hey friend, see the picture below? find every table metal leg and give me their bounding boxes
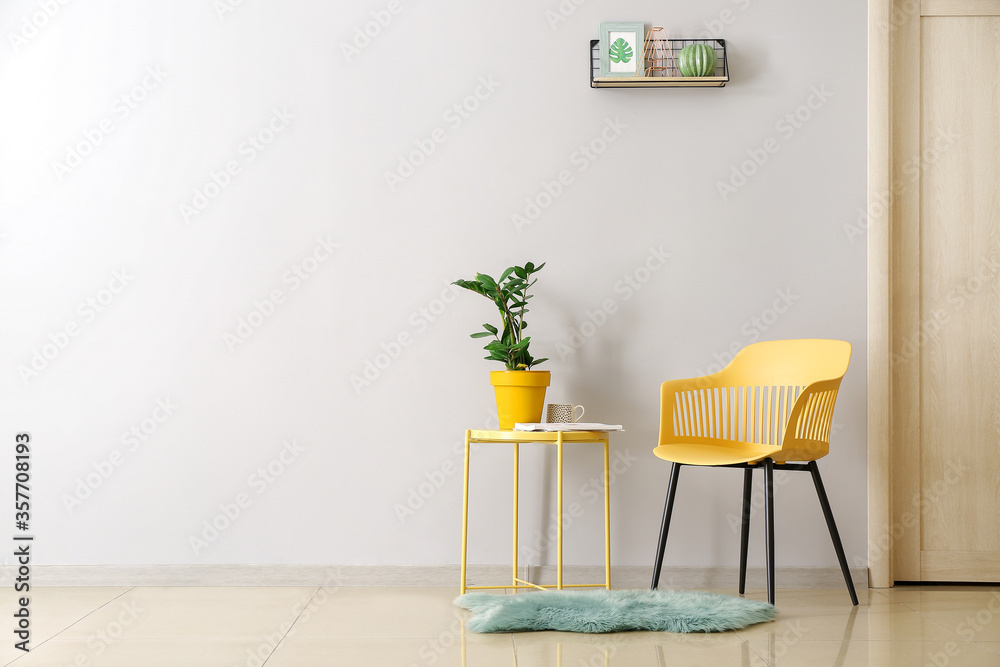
[462,430,611,594]
[604,435,611,590]
[460,430,471,595]
[512,442,519,590]
[557,431,564,590]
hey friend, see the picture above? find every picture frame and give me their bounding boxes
[599,22,645,78]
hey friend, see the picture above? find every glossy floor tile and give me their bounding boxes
[0,587,129,666]
[264,637,516,667]
[56,586,318,640]
[289,586,472,639]
[6,638,266,667]
[4,585,1000,666]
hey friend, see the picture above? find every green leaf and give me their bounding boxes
[609,38,633,64]
[533,357,549,366]
[513,266,527,279]
[470,332,493,338]
[499,267,514,283]
[531,262,545,273]
[482,323,498,334]
[476,273,497,290]
[453,279,491,298]
[525,262,535,273]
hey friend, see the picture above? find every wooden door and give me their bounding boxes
[890,1,1000,582]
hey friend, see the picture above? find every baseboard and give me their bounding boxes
[0,564,868,589]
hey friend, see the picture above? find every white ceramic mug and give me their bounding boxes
[546,403,585,424]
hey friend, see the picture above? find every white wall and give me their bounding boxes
[0,0,867,572]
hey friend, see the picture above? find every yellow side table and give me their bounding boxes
[459,428,612,594]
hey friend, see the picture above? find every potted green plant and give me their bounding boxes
[453,262,550,429]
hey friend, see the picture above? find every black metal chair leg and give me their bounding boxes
[739,467,753,594]
[763,459,775,605]
[808,461,860,606]
[651,463,682,590]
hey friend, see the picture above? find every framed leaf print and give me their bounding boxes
[599,22,645,77]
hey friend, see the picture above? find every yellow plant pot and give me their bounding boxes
[490,370,551,430]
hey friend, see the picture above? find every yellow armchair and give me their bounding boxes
[650,339,857,605]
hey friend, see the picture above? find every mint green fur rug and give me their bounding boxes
[455,589,775,634]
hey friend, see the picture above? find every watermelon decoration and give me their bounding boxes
[678,44,718,77]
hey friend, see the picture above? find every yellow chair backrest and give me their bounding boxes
[658,339,851,463]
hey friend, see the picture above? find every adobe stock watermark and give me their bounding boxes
[556,245,669,360]
[692,287,799,377]
[406,607,625,666]
[189,439,306,555]
[717,85,834,202]
[234,570,345,667]
[877,0,921,36]
[695,0,752,39]
[955,592,1000,641]
[519,449,638,565]
[393,411,498,523]
[51,66,167,182]
[17,268,134,385]
[179,108,294,224]
[860,459,968,570]
[546,0,751,34]
[912,595,1000,667]
[892,254,1000,366]
[512,117,628,233]
[351,283,462,395]
[384,76,500,192]
[61,398,179,513]
[759,619,809,663]
[405,619,467,667]
[724,469,792,535]
[213,0,248,20]
[543,0,588,30]
[7,0,71,53]
[340,0,413,63]
[843,125,960,243]
[71,599,144,666]
[223,235,338,352]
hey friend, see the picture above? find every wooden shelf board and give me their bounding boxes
[592,76,728,88]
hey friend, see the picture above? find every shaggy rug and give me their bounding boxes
[455,589,775,634]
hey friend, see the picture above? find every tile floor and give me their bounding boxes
[3,585,1000,666]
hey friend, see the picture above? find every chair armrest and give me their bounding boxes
[777,377,845,461]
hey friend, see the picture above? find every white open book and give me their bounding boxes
[513,422,624,432]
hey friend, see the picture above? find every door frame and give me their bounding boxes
[867,0,894,589]
[868,0,1000,588]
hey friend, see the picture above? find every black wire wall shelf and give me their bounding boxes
[590,38,729,88]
